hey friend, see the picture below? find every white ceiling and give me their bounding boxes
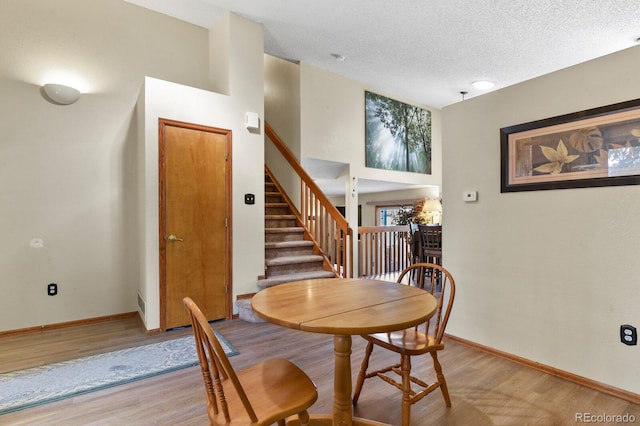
[125,0,640,195]
[126,0,640,108]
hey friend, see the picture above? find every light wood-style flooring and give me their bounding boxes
[1,316,638,425]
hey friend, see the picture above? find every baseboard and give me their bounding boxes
[0,312,138,337]
[445,333,640,405]
[236,292,257,300]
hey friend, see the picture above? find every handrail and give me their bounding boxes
[265,123,353,277]
[358,225,412,277]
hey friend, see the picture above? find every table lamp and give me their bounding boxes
[422,199,442,224]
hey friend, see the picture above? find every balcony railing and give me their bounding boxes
[358,225,412,277]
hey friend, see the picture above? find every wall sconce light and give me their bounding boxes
[42,83,81,105]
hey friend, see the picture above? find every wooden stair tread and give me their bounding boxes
[266,255,323,266]
[251,167,337,303]
[265,227,304,233]
[240,167,341,323]
[265,240,314,249]
[257,271,337,289]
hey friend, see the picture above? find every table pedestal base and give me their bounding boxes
[286,414,390,426]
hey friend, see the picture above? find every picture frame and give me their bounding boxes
[500,98,640,192]
[365,91,432,174]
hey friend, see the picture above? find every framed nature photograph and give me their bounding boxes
[500,98,640,192]
[365,91,432,174]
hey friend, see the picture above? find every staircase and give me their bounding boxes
[237,171,336,323]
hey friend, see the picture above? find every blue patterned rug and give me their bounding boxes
[0,332,238,415]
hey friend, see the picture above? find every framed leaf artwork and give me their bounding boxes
[500,98,640,192]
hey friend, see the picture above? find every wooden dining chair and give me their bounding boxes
[417,224,442,265]
[352,263,456,426]
[183,297,318,426]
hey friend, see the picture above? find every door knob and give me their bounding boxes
[167,234,184,242]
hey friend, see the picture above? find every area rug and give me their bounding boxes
[0,332,238,415]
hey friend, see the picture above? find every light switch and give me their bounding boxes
[463,191,477,202]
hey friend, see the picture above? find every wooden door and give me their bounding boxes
[159,119,231,330]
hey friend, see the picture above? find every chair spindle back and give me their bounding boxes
[396,262,455,344]
[183,297,258,423]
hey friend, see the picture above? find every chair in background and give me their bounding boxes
[352,263,456,426]
[183,297,318,426]
[418,224,442,265]
[408,223,421,265]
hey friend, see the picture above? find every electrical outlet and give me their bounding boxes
[620,324,637,345]
[47,283,58,296]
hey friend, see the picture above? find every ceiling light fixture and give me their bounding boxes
[472,80,495,90]
[42,83,81,105]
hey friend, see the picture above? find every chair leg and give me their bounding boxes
[353,341,374,406]
[297,410,311,426]
[400,354,412,426]
[277,420,286,426]
[431,352,451,407]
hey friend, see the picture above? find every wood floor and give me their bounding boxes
[1,316,639,425]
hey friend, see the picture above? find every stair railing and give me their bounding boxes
[265,123,353,278]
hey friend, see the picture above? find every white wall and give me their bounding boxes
[298,63,442,266]
[442,45,640,394]
[300,63,442,189]
[264,59,443,206]
[139,14,265,330]
[265,55,301,159]
[264,55,302,207]
[0,0,210,332]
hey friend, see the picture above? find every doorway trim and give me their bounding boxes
[157,118,233,330]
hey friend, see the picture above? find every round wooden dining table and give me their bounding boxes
[251,277,438,426]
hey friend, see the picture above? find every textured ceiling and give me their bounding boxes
[125,0,640,195]
[127,0,640,108]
